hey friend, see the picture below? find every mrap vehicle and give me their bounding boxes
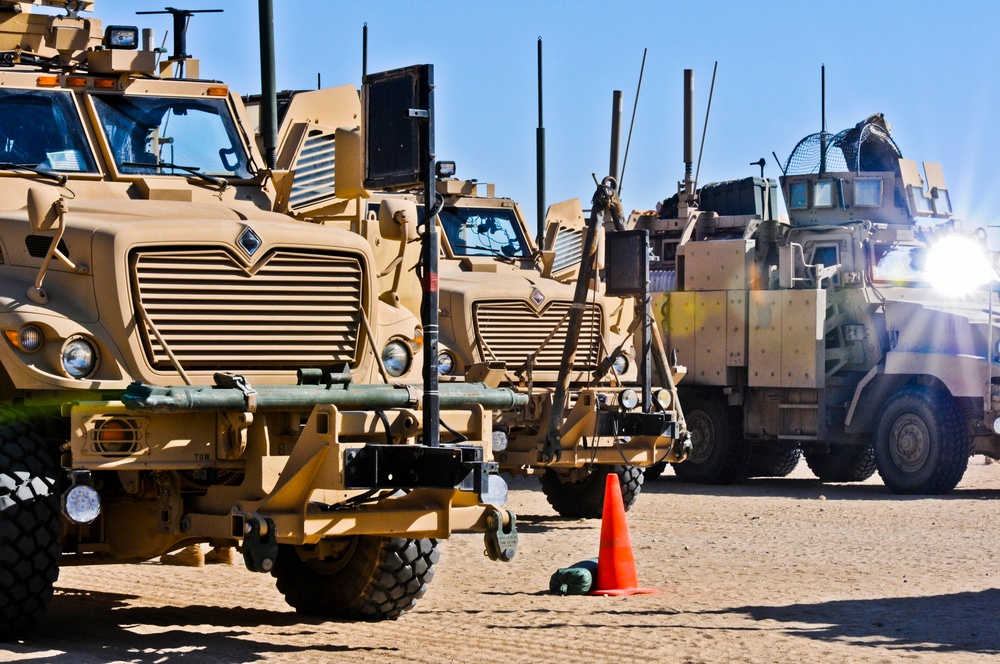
[633,84,998,494]
[0,0,522,640]
[244,82,690,519]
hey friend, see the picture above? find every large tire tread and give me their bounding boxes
[671,393,751,485]
[0,405,61,642]
[805,444,877,483]
[272,536,438,621]
[539,465,643,519]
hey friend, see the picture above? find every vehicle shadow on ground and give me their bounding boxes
[11,587,397,662]
[715,589,1000,656]
[639,476,1000,501]
[514,513,596,534]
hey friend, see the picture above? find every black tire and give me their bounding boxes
[539,465,643,519]
[874,385,971,494]
[0,407,61,641]
[670,393,750,484]
[744,444,802,478]
[272,536,438,620]
[642,461,668,481]
[804,444,877,482]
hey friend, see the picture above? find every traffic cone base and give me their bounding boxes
[589,472,657,596]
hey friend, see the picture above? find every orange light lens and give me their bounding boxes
[94,78,116,89]
[207,86,228,97]
[3,330,18,347]
[99,419,130,442]
[66,77,88,87]
[36,75,59,87]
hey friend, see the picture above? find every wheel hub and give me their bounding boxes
[889,414,930,473]
[687,411,716,465]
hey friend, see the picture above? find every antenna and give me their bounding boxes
[608,90,623,183]
[618,47,646,197]
[535,37,545,248]
[362,23,368,78]
[253,0,277,169]
[692,60,718,194]
[819,64,827,175]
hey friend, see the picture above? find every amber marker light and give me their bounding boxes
[37,75,59,87]
[3,330,19,347]
[207,86,228,96]
[94,79,116,89]
[66,77,88,87]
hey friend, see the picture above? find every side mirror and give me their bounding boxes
[378,198,420,242]
[27,187,64,232]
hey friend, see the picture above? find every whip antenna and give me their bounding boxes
[692,60,718,194]
[618,47,646,196]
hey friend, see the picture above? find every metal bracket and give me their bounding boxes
[240,513,278,573]
[484,509,518,562]
[214,372,258,412]
[221,411,252,459]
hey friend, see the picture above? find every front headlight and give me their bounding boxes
[437,349,456,376]
[381,340,412,377]
[619,388,640,410]
[61,336,97,379]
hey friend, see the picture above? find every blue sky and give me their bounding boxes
[76,1,1000,238]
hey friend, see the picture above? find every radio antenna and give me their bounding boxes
[618,47,646,197]
[692,60,718,194]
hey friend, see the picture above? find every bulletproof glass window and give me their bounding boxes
[853,179,882,207]
[873,245,926,284]
[92,94,252,178]
[813,180,833,208]
[788,182,808,209]
[0,89,97,172]
[439,206,529,258]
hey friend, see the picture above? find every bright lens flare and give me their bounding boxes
[926,236,992,295]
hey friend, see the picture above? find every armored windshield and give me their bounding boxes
[439,206,529,258]
[92,95,253,179]
[0,89,97,173]
[873,245,927,284]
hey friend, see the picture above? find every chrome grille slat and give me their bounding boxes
[132,248,363,370]
[474,300,602,371]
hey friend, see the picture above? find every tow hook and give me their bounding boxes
[484,509,518,562]
[240,512,279,573]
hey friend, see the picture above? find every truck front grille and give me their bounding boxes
[474,300,602,372]
[131,248,364,370]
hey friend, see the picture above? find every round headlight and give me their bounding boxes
[18,325,43,353]
[382,340,412,378]
[612,354,629,375]
[654,388,672,410]
[61,337,97,379]
[619,388,640,410]
[62,484,101,524]
[437,349,456,376]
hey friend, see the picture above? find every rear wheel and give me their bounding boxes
[539,465,643,519]
[804,444,876,482]
[745,444,802,478]
[671,393,750,484]
[874,386,971,494]
[0,407,61,641]
[271,536,439,620]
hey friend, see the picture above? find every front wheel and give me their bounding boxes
[539,465,643,519]
[671,393,750,484]
[271,536,439,620]
[874,386,971,494]
[0,407,61,641]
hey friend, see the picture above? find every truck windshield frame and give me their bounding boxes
[0,88,98,174]
[439,206,529,259]
[91,94,254,180]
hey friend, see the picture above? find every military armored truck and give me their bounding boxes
[634,107,1000,494]
[244,85,690,519]
[0,1,522,640]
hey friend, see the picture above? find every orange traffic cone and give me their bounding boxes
[590,472,656,596]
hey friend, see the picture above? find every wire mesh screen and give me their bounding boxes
[783,115,902,176]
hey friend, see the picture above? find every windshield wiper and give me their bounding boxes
[0,162,68,186]
[122,160,229,191]
[451,243,521,259]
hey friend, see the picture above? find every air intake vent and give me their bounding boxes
[131,248,365,371]
[289,128,337,211]
[550,227,583,274]
[475,300,602,372]
[25,235,68,259]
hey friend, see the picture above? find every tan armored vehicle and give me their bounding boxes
[634,97,999,493]
[246,84,690,519]
[0,1,522,640]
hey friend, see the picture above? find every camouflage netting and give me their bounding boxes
[783,113,903,176]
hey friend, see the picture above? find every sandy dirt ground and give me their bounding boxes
[2,459,999,663]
